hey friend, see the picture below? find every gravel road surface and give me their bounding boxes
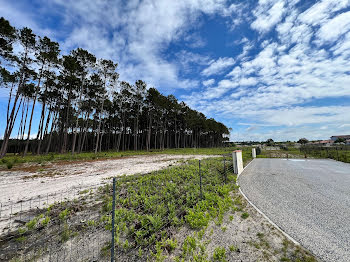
[239,158,350,262]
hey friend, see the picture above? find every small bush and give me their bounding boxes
[241,212,249,219]
[18,227,27,235]
[26,217,38,230]
[185,209,209,229]
[59,208,69,221]
[229,245,237,252]
[163,238,177,252]
[16,236,26,242]
[182,235,197,257]
[41,216,50,227]
[213,247,227,261]
[6,161,13,169]
[61,223,71,242]
[49,153,55,161]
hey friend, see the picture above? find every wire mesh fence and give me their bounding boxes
[300,145,350,163]
[0,155,237,262]
[0,183,103,235]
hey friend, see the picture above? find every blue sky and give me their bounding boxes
[1,0,350,141]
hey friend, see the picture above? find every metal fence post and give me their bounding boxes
[199,160,202,200]
[224,157,226,184]
[111,177,116,262]
[336,147,339,161]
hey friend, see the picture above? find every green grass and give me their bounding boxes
[1,147,243,168]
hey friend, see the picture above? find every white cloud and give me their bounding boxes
[227,66,241,77]
[251,106,350,126]
[203,79,215,87]
[238,78,257,86]
[331,32,350,56]
[201,57,235,76]
[251,0,286,33]
[298,0,350,26]
[317,11,350,43]
[176,50,210,75]
[236,41,254,61]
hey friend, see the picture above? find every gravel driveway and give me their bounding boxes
[238,158,350,262]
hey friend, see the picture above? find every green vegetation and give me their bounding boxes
[229,245,237,252]
[256,145,350,163]
[257,148,305,159]
[0,147,243,168]
[79,189,90,195]
[182,235,197,258]
[241,212,249,219]
[6,161,13,169]
[58,208,69,221]
[97,156,243,255]
[60,223,72,242]
[26,217,39,230]
[15,236,26,242]
[41,216,51,227]
[162,238,178,252]
[212,247,227,261]
[300,146,350,163]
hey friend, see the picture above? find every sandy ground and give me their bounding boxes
[0,154,214,233]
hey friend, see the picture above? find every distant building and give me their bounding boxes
[330,135,350,141]
[314,140,334,147]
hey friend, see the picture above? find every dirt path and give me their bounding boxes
[0,154,214,233]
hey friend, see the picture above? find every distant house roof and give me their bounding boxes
[330,135,350,141]
[318,140,333,144]
[331,135,350,138]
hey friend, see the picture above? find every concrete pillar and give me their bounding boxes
[252,148,256,158]
[232,150,244,175]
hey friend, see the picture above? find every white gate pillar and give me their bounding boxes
[232,150,243,175]
[252,148,256,158]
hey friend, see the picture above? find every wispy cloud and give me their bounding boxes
[201,57,235,76]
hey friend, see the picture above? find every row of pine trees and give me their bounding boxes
[0,17,229,158]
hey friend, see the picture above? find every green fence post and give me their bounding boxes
[199,160,202,200]
[111,177,116,262]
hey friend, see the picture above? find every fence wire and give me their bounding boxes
[0,155,238,262]
[300,145,350,163]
